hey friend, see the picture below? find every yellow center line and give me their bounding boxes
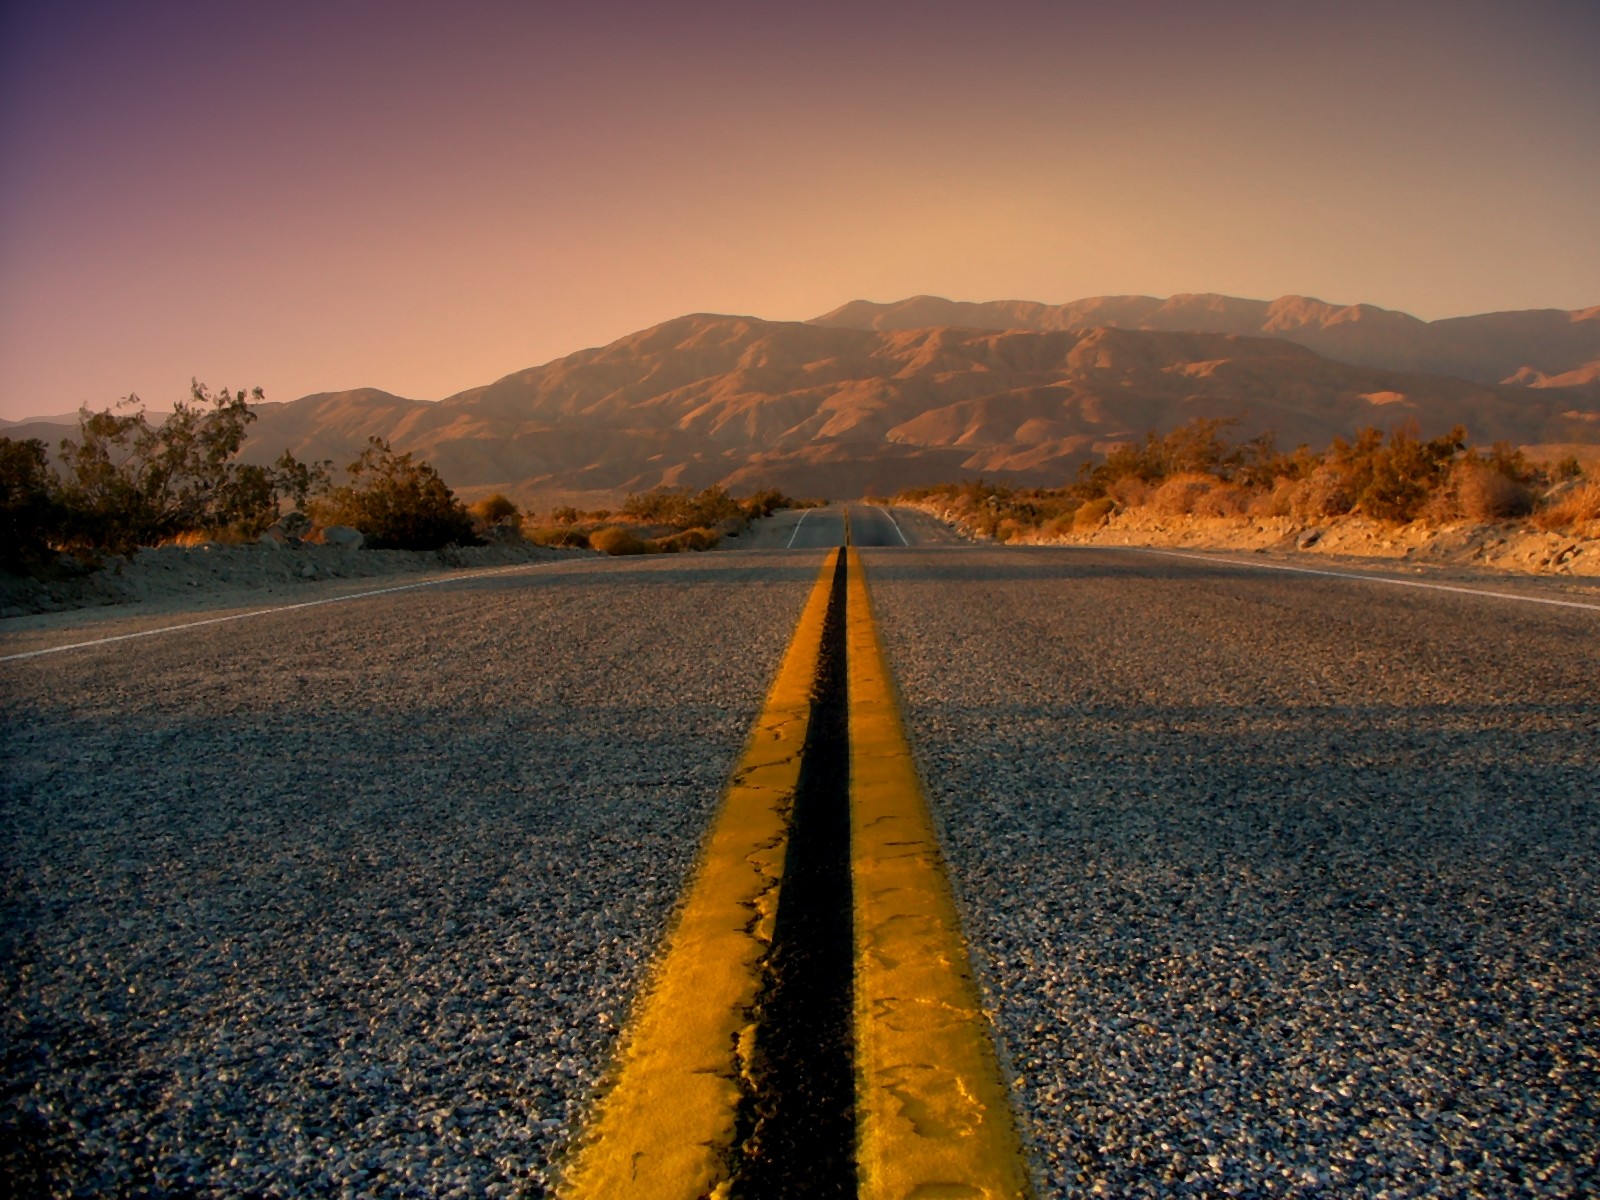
[558,549,841,1200]
[846,546,1033,1199]
[559,542,1032,1196]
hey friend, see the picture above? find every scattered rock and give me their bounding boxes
[317,525,365,549]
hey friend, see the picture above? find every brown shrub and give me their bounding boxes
[1150,472,1220,516]
[1532,482,1600,531]
[1289,466,1355,520]
[589,526,652,555]
[995,518,1029,543]
[1455,466,1534,522]
[1041,512,1078,539]
[526,526,590,549]
[652,527,721,552]
[1104,475,1150,508]
[1192,482,1249,518]
[1249,478,1297,518]
[1073,497,1115,529]
[469,493,521,528]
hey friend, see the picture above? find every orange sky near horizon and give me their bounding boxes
[1,0,1597,422]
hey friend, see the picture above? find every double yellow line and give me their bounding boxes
[559,547,1031,1199]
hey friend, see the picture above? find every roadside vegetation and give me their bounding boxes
[1,385,327,569]
[898,418,1598,543]
[2,387,821,571]
[525,485,822,555]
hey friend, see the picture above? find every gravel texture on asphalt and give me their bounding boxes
[1,553,818,1198]
[864,546,1600,1199]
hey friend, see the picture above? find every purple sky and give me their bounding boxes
[2,0,1597,420]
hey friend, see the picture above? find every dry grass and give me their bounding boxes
[1532,481,1600,531]
[1073,497,1115,529]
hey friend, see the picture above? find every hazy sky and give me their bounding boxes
[2,0,1597,420]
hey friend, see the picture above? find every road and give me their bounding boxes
[762,503,950,549]
[3,529,1598,1198]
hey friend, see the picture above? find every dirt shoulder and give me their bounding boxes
[0,538,587,628]
[905,502,1600,590]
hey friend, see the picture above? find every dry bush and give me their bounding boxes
[1250,477,1297,517]
[1532,481,1600,531]
[469,493,521,528]
[652,527,721,552]
[526,526,590,549]
[589,526,652,555]
[1073,497,1115,529]
[1289,466,1355,520]
[1192,481,1250,518]
[1455,466,1534,522]
[1104,475,1150,509]
[1150,472,1219,516]
[1041,511,1078,539]
[995,518,1030,543]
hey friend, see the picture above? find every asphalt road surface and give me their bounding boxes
[3,536,1597,1198]
[760,503,936,550]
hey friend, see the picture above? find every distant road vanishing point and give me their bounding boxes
[3,505,1597,1198]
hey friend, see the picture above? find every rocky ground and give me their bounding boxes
[0,537,584,621]
[906,503,1600,581]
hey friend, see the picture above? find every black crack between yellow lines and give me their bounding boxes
[558,545,1031,1200]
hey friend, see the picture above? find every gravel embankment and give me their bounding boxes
[1,553,818,1198]
[865,545,1600,1198]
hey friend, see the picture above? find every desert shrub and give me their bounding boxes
[1104,475,1150,508]
[995,518,1029,543]
[739,488,818,520]
[469,493,521,528]
[1454,465,1535,521]
[1250,477,1298,517]
[623,485,744,530]
[1041,512,1078,539]
[1532,482,1600,531]
[526,526,591,549]
[309,437,475,550]
[1150,472,1218,516]
[589,526,652,555]
[1073,497,1116,529]
[652,527,721,552]
[1290,466,1355,520]
[1550,455,1584,483]
[1327,423,1465,522]
[1,437,66,568]
[1192,481,1250,517]
[49,384,319,554]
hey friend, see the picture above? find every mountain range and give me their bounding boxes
[8,294,1599,504]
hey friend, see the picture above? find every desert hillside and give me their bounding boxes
[14,303,1600,504]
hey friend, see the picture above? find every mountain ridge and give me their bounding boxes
[12,296,1600,504]
[810,293,1600,385]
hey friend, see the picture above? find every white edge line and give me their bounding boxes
[1085,545,1600,613]
[1,561,549,663]
[785,508,812,549]
[875,505,909,546]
